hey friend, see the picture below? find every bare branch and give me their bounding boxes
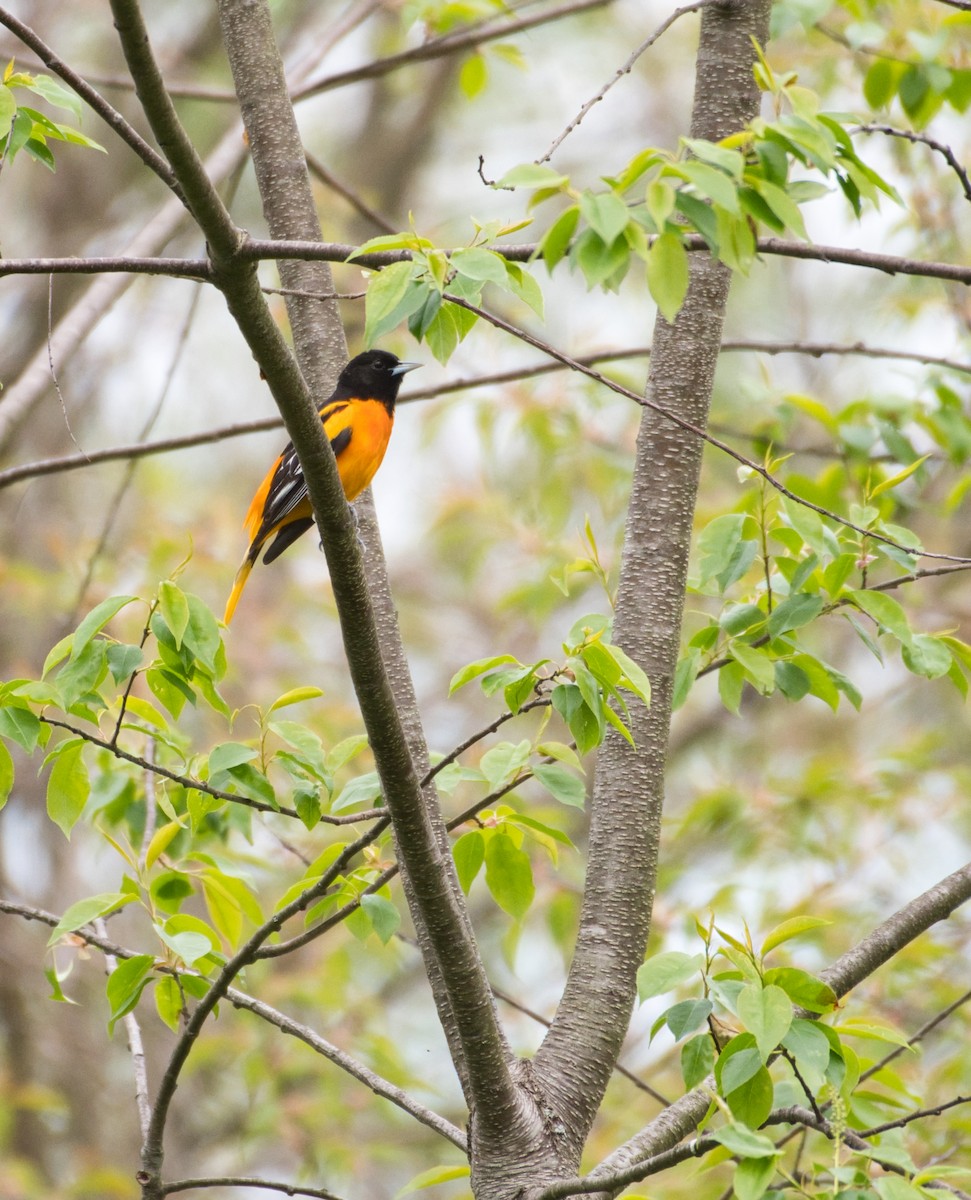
[0,256,210,279]
[855,122,971,204]
[292,0,613,101]
[225,987,467,1149]
[444,292,971,566]
[2,336,968,493]
[861,988,971,1081]
[857,1094,971,1137]
[94,917,152,1143]
[820,860,971,998]
[538,0,715,163]
[161,1180,347,1200]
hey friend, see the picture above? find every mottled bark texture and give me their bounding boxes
[531,0,772,1163]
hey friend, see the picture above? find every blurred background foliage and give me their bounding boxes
[1,0,970,1196]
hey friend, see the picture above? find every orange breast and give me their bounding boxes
[331,399,395,501]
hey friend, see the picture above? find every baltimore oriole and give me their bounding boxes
[224,349,419,624]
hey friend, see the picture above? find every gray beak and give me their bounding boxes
[392,361,421,376]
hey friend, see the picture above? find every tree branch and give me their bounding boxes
[210,0,521,1147]
[292,0,613,101]
[538,0,715,163]
[585,862,971,1189]
[161,1180,347,1200]
[820,860,971,998]
[531,0,772,1149]
[225,987,467,1149]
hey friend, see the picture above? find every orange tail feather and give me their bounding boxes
[223,558,254,625]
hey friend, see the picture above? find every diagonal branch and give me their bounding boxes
[225,987,467,1149]
[585,861,971,1190]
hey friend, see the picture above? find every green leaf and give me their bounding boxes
[602,642,651,705]
[579,191,630,245]
[762,966,836,1013]
[106,643,143,684]
[551,682,603,755]
[637,951,703,1000]
[332,771,382,812]
[145,820,182,870]
[106,955,154,1034]
[155,975,183,1032]
[730,642,775,694]
[70,595,137,660]
[0,704,43,753]
[451,246,508,285]
[484,832,534,920]
[901,633,952,679]
[449,654,520,694]
[459,51,487,98]
[766,593,824,637]
[0,739,12,811]
[479,740,531,789]
[495,162,568,191]
[532,762,586,808]
[666,997,713,1040]
[726,1063,773,1128]
[503,260,545,318]
[834,1018,913,1048]
[395,1164,471,1198]
[733,1153,778,1200]
[781,1018,832,1088]
[712,1123,779,1159]
[47,891,136,946]
[849,589,912,643]
[760,915,830,955]
[0,83,16,139]
[154,924,213,968]
[719,660,746,714]
[361,893,401,944]
[869,453,930,498]
[208,742,258,775]
[47,739,90,838]
[716,1033,763,1095]
[158,581,190,649]
[536,205,580,271]
[873,1179,927,1200]
[363,260,418,344]
[268,686,324,713]
[453,830,485,893]
[736,984,793,1061]
[681,1032,715,1089]
[646,231,689,322]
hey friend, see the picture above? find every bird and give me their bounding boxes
[223,349,420,624]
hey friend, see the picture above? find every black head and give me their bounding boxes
[335,349,420,411]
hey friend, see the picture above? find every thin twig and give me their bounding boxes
[225,988,467,1148]
[161,1180,347,1199]
[444,291,971,566]
[538,0,714,162]
[2,337,969,493]
[861,988,971,1082]
[292,0,613,100]
[41,714,378,825]
[47,275,89,460]
[305,151,398,234]
[857,1094,971,1137]
[94,916,153,1143]
[855,123,971,204]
